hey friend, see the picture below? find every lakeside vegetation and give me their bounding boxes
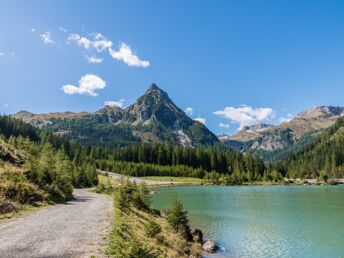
[105,179,202,258]
[144,176,203,184]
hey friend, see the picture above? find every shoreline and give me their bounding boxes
[150,178,344,256]
[146,178,344,190]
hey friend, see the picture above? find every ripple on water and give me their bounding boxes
[152,185,344,258]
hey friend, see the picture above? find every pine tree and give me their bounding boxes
[166,196,192,241]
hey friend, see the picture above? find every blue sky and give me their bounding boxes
[1,1,344,134]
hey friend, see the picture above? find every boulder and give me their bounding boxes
[202,240,217,253]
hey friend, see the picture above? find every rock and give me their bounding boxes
[192,229,203,244]
[202,240,217,253]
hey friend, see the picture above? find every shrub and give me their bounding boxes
[127,240,158,258]
[166,196,192,241]
[0,198,16,214]
[190,243,203,258]
[144,218,162,238]
[132,183,150,211]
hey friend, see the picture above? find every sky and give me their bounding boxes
[1,0,344,135]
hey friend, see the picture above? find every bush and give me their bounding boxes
[190,243,203,258]
[0,198,16,214]
[166,196,192,241]
[0,170,46,204]
[127,240,158,258]
[132,183,150,211]
[144,218,162,238]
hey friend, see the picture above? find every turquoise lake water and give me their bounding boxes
[151,185,344,258]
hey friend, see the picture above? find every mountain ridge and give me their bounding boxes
[13,84,219,148]
[220,105,344,161]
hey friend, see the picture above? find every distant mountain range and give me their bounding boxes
[13,85,344,161]
[219,106,344,161]
[14,84,219,148]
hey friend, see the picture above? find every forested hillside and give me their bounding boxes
[275,117,344,179]
[0,116,98,214]
[86,143,271,183]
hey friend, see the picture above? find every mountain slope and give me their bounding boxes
[13,84,219,148]
[220,106,344,161]
[275,116,344,179]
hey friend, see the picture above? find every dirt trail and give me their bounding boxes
[0,188,113,258]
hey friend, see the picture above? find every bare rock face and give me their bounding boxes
[202,240,217,253]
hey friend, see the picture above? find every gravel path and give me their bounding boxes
[0,188,113,258]
[103,171,186,185]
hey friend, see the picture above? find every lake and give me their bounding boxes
[151,185,344,258]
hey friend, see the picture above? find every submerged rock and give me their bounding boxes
[202,240,217,253]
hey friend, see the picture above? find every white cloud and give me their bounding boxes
[184,107,193,116]
[214,105,275,129]
[61,74,106,97]
[31,28,36,33]
[59,26,67,33]
[279,113,293,123]
[109,42,150,68]
[66,31,149,68]
[104,99,125,108]
[85,55,103,63]
[68,33,112,52]
[219,123,230,129]
[40,31,54,44]
[68,33,91,49]
[0,52,4,57]
[194,117,207,125]
[4,104,8,108]
[91,33,113,52]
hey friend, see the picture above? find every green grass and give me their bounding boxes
[143,176,203,184]
[0,202,49,221]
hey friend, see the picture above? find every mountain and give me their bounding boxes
[275,116,344,179]
[13,84,219,148]
[220,106,344,161]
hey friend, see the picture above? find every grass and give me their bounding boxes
[0,202,49,221]
[98,175,121,187]
[143,176,203,185]
[108,206,195,257]
[105,180,203,258]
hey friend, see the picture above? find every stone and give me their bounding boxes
[202,240,217,253]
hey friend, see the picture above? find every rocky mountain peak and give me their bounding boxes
[123,83,180,125]
[144,83,169,101]
[242,123,274,132]
[97,105,123,114]
[12,83,219,147]
[297,105,344,119]
[148,83,160,91]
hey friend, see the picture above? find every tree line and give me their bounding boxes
[274,117,344,180]
[0,116,98,205]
